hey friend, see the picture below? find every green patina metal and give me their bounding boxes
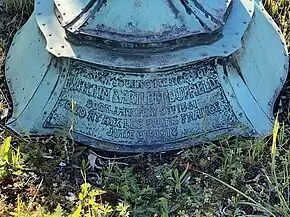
[4,0,289,152]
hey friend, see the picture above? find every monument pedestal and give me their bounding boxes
[5,0,289,152]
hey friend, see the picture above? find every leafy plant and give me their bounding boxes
[67,161,130,217]
[0,136,23,178]
[158,197,180,217]
[164,166,191,194]
[103,165,154,216]
[10,195,65,217]
[69,181,113,217]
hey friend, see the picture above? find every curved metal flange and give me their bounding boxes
[65,0,232,43]
[5,15,52,121]
[34,0,254,70]
[233,0,289,124]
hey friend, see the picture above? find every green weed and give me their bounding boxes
[0,136,23,178]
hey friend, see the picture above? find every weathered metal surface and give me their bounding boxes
[5,0,289,152]
[34,0,254,68]
[54,0,91,26]
[5,15,52,121]
[63,0,232,43]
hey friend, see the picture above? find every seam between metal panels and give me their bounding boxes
[54,0,96,26]
[34,0,254,69]
[70,0,232,43]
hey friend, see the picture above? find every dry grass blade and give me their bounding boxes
[192,168,276,217]
[3,0,33,16]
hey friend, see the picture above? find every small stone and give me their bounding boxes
[59,162,66,167]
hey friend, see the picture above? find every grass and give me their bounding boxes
[3,0,33,16]
[265,0,290,44]
[0,0,289,216]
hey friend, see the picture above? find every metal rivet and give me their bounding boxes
[15,103,18,106]
[235,32,239,35]
[222,44,226,48]
[224,50,228,54]
[7,79,11,83]
[37,13,42,15]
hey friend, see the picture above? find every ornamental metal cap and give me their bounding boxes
[58,0,231,43]
[5,0,289,152]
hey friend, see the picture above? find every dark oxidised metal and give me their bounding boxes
[5,0,289,152]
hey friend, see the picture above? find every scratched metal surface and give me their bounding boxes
[5,0,289,152]
[34,0,254,68]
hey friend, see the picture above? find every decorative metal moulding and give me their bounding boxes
[5,0,289,152]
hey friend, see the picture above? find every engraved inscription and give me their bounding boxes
[44,61,238,146]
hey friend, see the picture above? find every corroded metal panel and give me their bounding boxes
[232,1,289,121]
[64,0,232,43]
[5,15,52,120]
[42,60,250,148]
[4,0,289,152]
[34,0,254,68]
